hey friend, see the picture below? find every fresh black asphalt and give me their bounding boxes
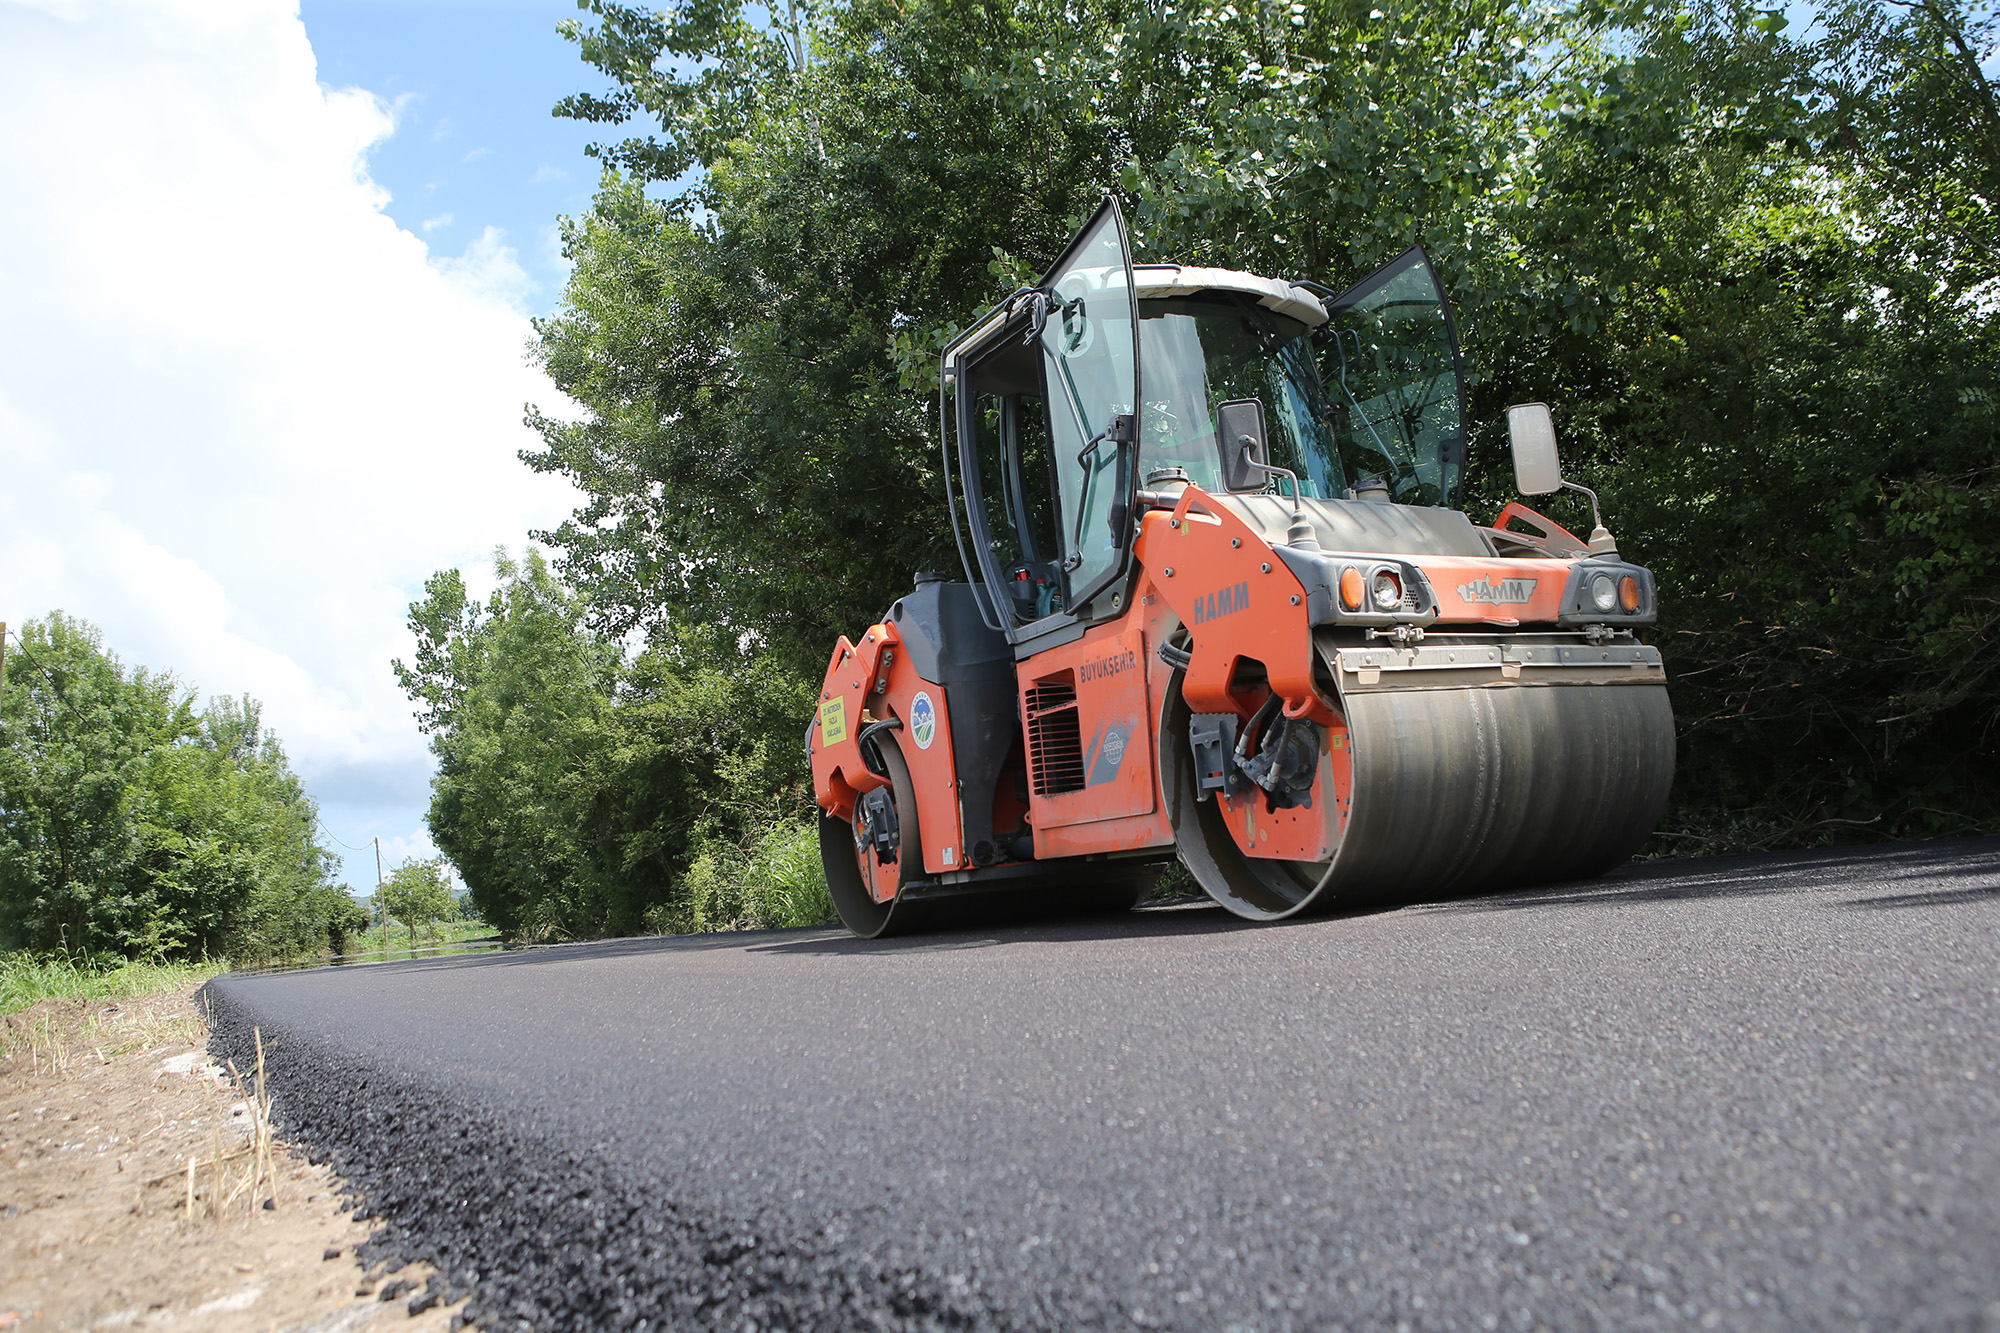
[205,838,2000,1331]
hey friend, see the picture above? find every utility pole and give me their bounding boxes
[374,837,385,956]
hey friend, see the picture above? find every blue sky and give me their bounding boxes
[299,0,611,314]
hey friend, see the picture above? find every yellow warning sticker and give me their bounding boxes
[819,697,848,746]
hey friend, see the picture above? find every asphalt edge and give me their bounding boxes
[202,977,995,1332]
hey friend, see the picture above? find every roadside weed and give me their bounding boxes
[0,951,227,1017]
[182,1027,282,1225]
[650,817,835,933]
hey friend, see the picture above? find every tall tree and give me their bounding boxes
[377,858,457,948]
[395,549,812,938]
[0,613,189,954]
[531,0,1179,673]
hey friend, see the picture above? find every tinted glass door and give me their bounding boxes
[1321,246,1467,507]
[970,387,1062,624]
[1038,200,1140,611]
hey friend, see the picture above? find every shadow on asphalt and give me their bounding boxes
[1424,835,2000,916]
[240,898,1284,980]
[750,838,1998,950]
[1848,880,2000,910]
[746,896,1272,957]
[232,899,1262,980]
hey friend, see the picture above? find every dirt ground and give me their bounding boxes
[0,986,463,1332]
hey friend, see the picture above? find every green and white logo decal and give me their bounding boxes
[910,691,937,750]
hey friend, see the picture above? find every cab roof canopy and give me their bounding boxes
[1133,264,1328,330]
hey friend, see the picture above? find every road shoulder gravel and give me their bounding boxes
[0,985,461,1332]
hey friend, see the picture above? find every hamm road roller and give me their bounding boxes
[809,200,1675,936]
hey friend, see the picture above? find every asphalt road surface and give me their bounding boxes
[207,838,2000,1331]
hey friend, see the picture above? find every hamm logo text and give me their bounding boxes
[1457,577,1538,605]
[1192,581,1250,625]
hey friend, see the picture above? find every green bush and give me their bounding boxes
[648,818,834,934]
[315,886,372,956]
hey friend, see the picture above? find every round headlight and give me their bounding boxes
[1619,575,1641,613]
[1589,573,1617,613]
[1339,566,1365,612]
[1371,568,1403,611]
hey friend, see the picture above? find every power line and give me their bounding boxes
[316,819,374,852]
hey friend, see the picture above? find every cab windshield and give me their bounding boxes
[1321,249,1464,507]
[1136,260,1465,509]
[1137,294,1346,498]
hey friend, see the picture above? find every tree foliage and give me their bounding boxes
[377,857,457,945]
[0,614,345,960]
[510,0,1997,857]
[1482,0,2000,844]
[528,0,1166,672]
[393,549,817,939]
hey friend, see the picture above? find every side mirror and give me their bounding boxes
[1507,402,1563,496]
[1216,399,1269,493]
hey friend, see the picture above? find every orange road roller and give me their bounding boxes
[809,199,1675,937]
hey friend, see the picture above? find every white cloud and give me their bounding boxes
[435,226,536,314]
[421,211,454,232]
[0,0,582,881]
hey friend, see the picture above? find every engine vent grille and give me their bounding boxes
[1025,671,1084,796]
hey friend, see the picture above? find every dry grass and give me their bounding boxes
[3,991,283,1225]
[0,984,463,1331]
[175,1028,284,1226]
[1,986,209,1076]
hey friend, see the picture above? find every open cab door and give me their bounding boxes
[1317,246,1468,508]
[940,198,1143,634]
[1036,199,1142,613]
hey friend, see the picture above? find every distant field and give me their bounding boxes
[335,920,502,966]
[0,922,510,1012]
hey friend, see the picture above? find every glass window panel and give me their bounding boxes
[973,394,1025,571]
[1039,210,1137,606]
[1137,295,1346,498]
[1323,254,1464,506]
[974,393,1063,624]
[1011,395,1060,576]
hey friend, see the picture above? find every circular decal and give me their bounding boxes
[910,692,937,750]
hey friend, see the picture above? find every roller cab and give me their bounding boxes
[810,200,1675,935]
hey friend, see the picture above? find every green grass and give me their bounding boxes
[0,951,228,1017]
